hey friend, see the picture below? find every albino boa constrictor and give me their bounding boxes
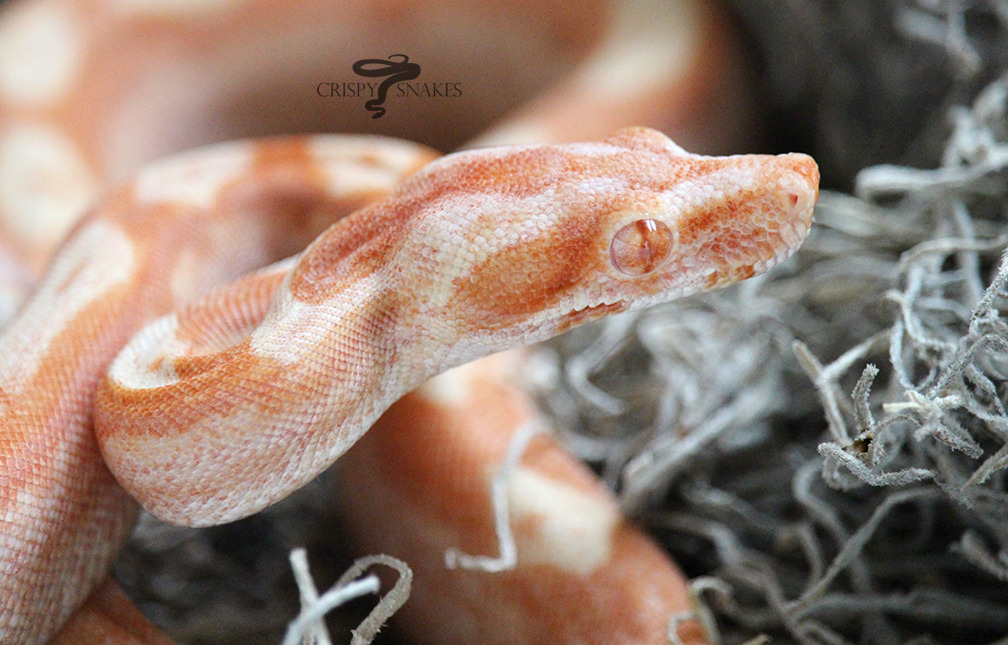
[0,0,819,642]
[95,128,819,527]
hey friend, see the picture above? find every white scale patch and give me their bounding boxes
[470,122,552,147]
[310,136,430,196]
[247,288,315,366]
[0,220,135,393]
[415,362,479,406]
[581,0,697,95]
[133,141,252,210]
[0,124,99,249]
[508,467,618,575]
[106,0,248,18]
[412,190,555,309]
[0,3,84,106]
[107,313,181,390]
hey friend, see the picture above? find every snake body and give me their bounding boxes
[0,0,819,642]
[95,127,818,528]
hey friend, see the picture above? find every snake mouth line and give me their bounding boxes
[558,300,628,332]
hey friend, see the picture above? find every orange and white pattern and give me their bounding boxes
[0,0,818,643]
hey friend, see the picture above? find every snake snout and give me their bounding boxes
[780,153,819,220]
[771,153,819,252]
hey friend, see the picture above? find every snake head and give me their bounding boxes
[586,127,819,313]
[409,127,818,349]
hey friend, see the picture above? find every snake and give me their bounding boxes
[0,0,819,643]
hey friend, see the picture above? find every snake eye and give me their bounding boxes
[609,219,675,275]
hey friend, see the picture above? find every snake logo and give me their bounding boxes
[352,54,421,118]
